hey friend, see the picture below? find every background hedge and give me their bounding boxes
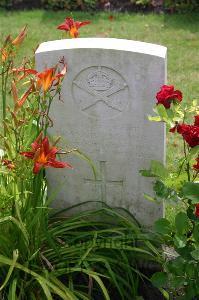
[0,0,198,12]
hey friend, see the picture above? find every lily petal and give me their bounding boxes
[47,160,73,169]
[12,26,27,46]
[20,151,35,159]
[31,132,43,151]
[33,162,43,174]
[14,84,33,111]
[76,21,91,29]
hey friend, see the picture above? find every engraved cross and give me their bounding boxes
[84,161,123,202]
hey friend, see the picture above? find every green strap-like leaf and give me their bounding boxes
[0,250,18,292]
[0,254,77,300]
[36,279,53,300]
[8,278,17,300]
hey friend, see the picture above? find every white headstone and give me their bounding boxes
[36,38,166,226]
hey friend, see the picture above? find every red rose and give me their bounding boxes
[195,204,199,218]
[193,157,199,171]
[170,116,199,148]
[194,115,199,126]
[176,123,190,134]
[177,123,199,148]
[156,85,182,109]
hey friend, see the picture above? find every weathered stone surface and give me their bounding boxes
[36,38,167,226]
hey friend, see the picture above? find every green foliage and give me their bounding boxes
[131,0,150,7]
[0,0,12,9]
[175,212,189,235]
[153,206,199,298]
[154,218,171,235]
[0,0,198,11]
[142,77,199,298]
[84,0,96,9]
[41,0,81,10]
[41,0,97,11]
[0,0,40,9]
[182,182,199,203]
[0,0,98,10]
[151,178,199,297]
[150,272,168,288]
[164,0,199,12]
[0,202,162,299]
[140,160,168,179]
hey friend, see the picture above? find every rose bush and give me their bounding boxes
[141,84,199,299]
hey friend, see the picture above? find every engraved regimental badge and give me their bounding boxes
[72,66,129,119]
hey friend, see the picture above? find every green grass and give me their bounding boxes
[0,10,198,101]
[0,10,198,220]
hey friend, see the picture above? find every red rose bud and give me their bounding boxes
[156,85,182,109]
[194,115,199,126]
[195,204,199,218]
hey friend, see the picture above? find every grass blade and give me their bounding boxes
[0,250,18,291]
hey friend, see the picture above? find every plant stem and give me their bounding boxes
[1,66,7,139]
[183,140,191,181]
[1,63,10,139]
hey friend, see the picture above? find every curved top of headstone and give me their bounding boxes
[36,38,167,58]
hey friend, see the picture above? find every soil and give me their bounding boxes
[139,281,164,300]
[138,266,165,300]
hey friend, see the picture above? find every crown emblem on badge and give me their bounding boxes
[87,67,113,91]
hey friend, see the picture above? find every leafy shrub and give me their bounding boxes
[0,0,41,9]
[164,0,199,12]
[42,0,97,10]
[0,0,12,9]
[0,0,198,11]
[132,0,150,6]
[141,84,199,298]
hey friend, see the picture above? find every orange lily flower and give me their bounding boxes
[11,81,33,111]
[36,64,67,92]
[20,133,73,174]
[12,26,27,46]
[57,17,91,38]
[36,68,56,92]
[12,63,67,93]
